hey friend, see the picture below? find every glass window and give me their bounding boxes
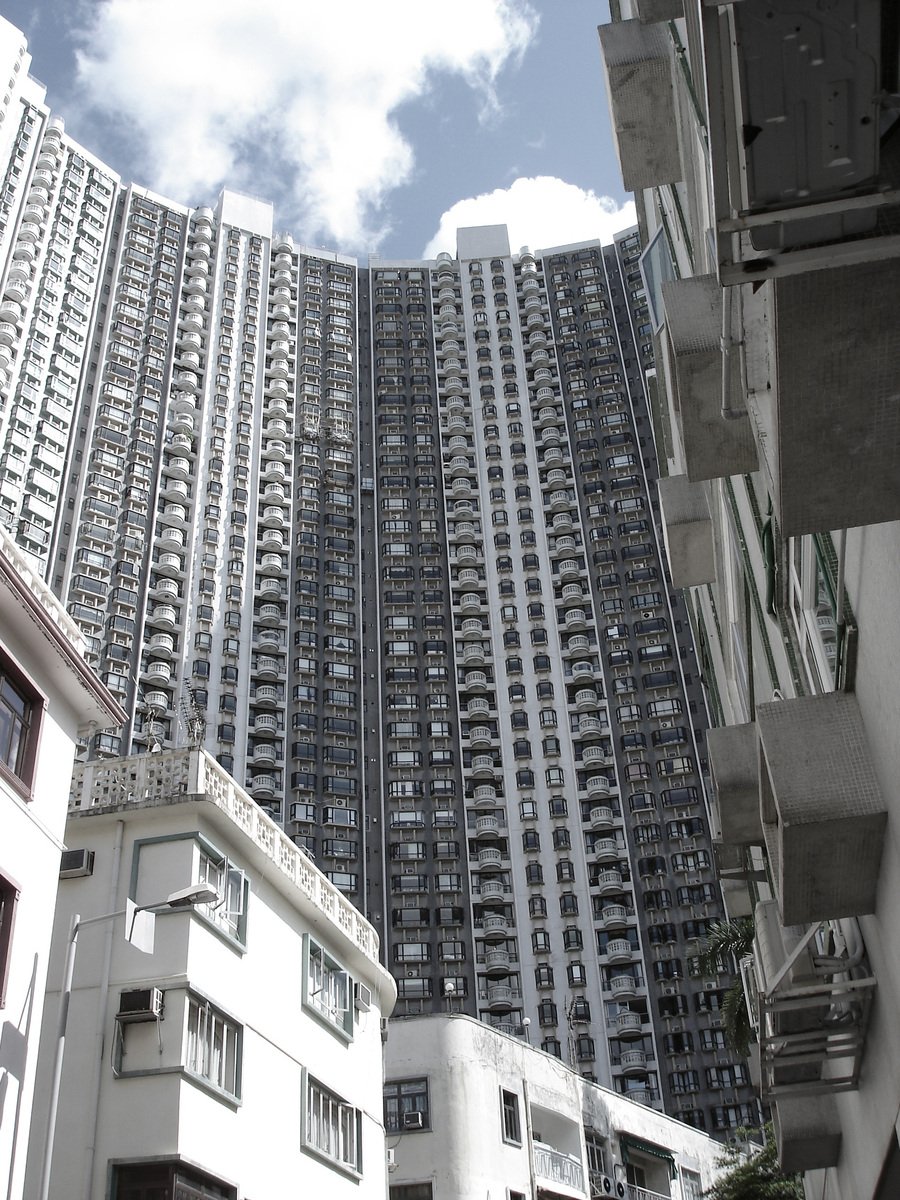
[501,1089,521,1144]
[384,1077,429,1132]
[304,935,353,1038]
[304,1075,362,1173]
[0,657,41,793]
[185,995,241,1098]
[196,844,248,943]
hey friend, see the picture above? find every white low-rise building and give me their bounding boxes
[0,528,124,1200]
[24,748,396,1200]
[383,1014,723,1200]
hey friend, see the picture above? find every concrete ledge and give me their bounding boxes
[757,694,887,924]
[662,276,758,481]
[658,474,715,587]
[708,723,763,844]
[599,19,681,191]
[774,1094,842,1173]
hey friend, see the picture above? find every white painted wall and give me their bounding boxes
[385,1014,722,1200]
[25,776,395,1200]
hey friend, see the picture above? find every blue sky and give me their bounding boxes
[1,0,635,257]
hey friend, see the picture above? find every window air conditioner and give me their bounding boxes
[59,848,95,879]
[354,980,372,1013]
[402,1111,425,1130]
[116,986,164,1023]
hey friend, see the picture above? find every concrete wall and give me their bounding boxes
[25,789,394,1200]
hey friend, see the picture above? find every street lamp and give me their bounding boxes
[39,884,220,1200]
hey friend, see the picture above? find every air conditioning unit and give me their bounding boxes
[402,1111,425,1130]
[704,981,718,992]
[386,1148,397,1169]
[116,986,164,1023]
[59,848,94,879]
[354,981,372,1013]
[662,985,678,997]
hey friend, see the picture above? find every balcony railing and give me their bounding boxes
[532,1143,585,1194]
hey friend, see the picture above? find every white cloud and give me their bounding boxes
[422,177,637,258]
[70,0,538,248]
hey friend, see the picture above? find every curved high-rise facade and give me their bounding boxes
[0,16,756,1137]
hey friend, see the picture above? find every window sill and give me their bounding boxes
[300,1140,362,1181]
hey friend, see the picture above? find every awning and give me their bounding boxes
[619,1133,677,1177]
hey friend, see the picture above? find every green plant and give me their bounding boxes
[706,1124,803,1199]
[698,918,755,1057]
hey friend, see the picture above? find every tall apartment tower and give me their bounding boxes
[0,15,756,1136]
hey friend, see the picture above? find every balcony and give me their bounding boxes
[477,846,503,871]
[461,643,485,666]
[619,1012,643,1041]
[619,1048,648,1076]
[564,635,590,657]
[598,907,629,935]
[472,783,497,807]
[532,1144,585,1197]
[471,754,497,778]
[593,838,620,865]
[582,745,612,768]
[483,947,511,978]
[464,670,488,693]
[472,817,499,843]
[578,716,605,739]
[468,725,493,749]
[482,914,510,940]
[604,938,635,965]
[485,983,516,1012]
[594,870,624,895]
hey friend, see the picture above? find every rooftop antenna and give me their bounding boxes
[179,685,206,748]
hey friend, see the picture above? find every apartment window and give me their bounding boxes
[0,654,42,795]
[112,1162,235,1199]
[0,871,19,1007]
[501,1089,521,1144]
[304,935,352,1039]
[196,845,248,943]
[185,995,241,1099]
[384,1077,429,1132]
[535,964,554,988]
[304,1074,362,1174]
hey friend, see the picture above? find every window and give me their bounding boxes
[304,935,353,1038]
[304,1074,362,1174]
[0,871,19,1007]
[501,1089,521,1144]
[196,844,248,943]
[535,964,555,988]
[185,995,241,1099]
[0,655,41,794]
[384,1077,429,1132]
